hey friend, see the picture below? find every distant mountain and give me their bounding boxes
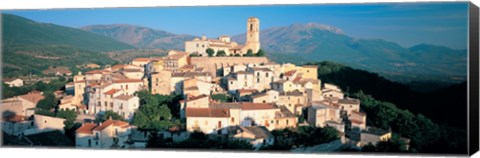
[81,24,196,50]
[2,14,134,52]
[232,23,467,85]
[2,14,134,77]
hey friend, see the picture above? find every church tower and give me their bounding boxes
[243,17,260,54]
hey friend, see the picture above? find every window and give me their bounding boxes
[231,117,235,123]
[276,120,279,125]
[88,139,91,147]
[257,78,260,83]
[266,73,269,77]
[196,44,199,47]
[250,24,253,31]
[286,119,289,125]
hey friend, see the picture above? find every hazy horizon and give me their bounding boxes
[3,2,469,50]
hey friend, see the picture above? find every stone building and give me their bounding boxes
[185,17,260,56]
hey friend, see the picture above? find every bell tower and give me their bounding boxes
[243,17,260,54]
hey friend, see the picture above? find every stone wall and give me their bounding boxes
[190,57,269,77]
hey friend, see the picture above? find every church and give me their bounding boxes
[185,17,260,56]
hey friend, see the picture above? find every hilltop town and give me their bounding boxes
[1,17,409,151]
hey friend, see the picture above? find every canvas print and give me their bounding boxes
[0,2,474,155]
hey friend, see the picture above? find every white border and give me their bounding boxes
[0,0,479,158]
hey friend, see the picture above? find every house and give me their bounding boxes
[338,97,361,116]
[3,78,24,87]
[250,90,279,104]
[185,107,231,134]
[22,114,66,135]
[1,91,44,117]
[307,103,342,128]
[227,71,254,92]
[322,83,344,99]
[247,67,274,91]
[112,95,140,120]
[234,89,258,102]
[274,106,298,129]
[42,67,72,76]
[359,127,392,146]
[1,114,33,136]
[180,94,210,119]
[150,70,172,95]
[350,111,367,130]
[75,119,132,148]
[230,126,274,148]
[277,90,306,114]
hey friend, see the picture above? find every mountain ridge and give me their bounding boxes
[81,24,196,50]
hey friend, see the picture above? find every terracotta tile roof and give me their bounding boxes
[114,94,136,101]
[113,79,143,83]
[104,89,121,95]
[132,58,151,62]
[209,102,242,109]
[188,94,208,101]
[3,114,27,123]
[280,90,303,96]
[93,119,129,132]
[185,108,230,117]
[276,106,295,118]
[350,119,364,125]
[284,70,297,77]
[251,93,268,99]
[351,111,366,116]
[237,89,258,94]
[111,64,126,70]
[76,123,97,134]
[85,70,104,74]
[240,102,276,110]
[123,69,143,73]
[240,126,273,139]
[292,76,302,82]
[19,92,45,104]
[338,98,360,104]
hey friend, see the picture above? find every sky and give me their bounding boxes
[4,2,469,49]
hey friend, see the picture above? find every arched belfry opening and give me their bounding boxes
[250,24,253,31]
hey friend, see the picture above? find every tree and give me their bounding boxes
[36,92,57,111]
[234,54,241,57]
[256,49,265,56]
[206,48,214,57]
[95,110,125,123]
[56,109,78,129]
[133,91,175,130]
[211,94,231,102]
[216,50,227,57]
[244,49,254,57]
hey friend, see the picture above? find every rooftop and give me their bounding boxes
[185,108,230,118]
[240,102,277,110]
